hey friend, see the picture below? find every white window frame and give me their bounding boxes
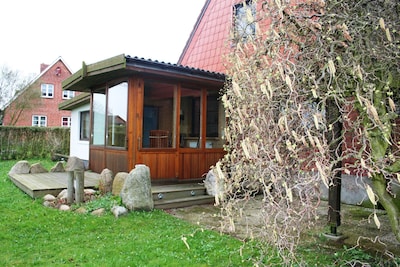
[41,84,54,98]
[62,90,75,99]
[32,115,47,127]
[61,117,71,127]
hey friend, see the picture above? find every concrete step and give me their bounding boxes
[154,195,215,209]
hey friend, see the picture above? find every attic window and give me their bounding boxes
[62,90,75,99]
[234,0,256,42]
[41,84,54,98]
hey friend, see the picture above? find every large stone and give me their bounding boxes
[204,169,224,197]
[50,161,65,172]
[8,160,30,175]
[112,172,129,196]
[120,164,154,211]
[65,156,85,171]
[30,163,48,174]
[99,168,113,194]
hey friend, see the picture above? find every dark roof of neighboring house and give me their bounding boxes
[62,54,225,93]
[58,92,90,111]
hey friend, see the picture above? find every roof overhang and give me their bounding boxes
[58,92,90,111]
[62,54,226,93]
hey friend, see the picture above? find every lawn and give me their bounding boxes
[1,159,398,266]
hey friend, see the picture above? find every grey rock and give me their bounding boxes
[8,160,30,175]
[65,156,85,171]
[30,163,48,174]
[91,208,105,216]
[50,161,65,172]
[111,205,128,218]
[204,169,224,197]
[99,168,113,194]
[121,164,154,211]
[112,172,129,196]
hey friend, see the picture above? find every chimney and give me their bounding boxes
[40,63,49,73]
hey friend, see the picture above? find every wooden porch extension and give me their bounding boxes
[8,172,214,209]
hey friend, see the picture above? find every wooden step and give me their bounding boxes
[154,195,215,209]
[152,184,207,201]
[152,183,214,209]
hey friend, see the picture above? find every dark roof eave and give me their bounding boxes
[62,54,225,92]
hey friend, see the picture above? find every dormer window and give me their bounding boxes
[41,84,54,98]
[234,0,256,42]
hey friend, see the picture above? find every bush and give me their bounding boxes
[0,126,69,160]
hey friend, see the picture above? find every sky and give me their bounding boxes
[0,0,206,76]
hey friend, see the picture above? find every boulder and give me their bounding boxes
[91,208,105,216]
[204,169,224,197]
[99,168,113,194]
[8,160,30,175]
[50,161,65,172]
[120,164,154,211]
[112,172,129,196]
[30,163,48,174]
[43,194,56,201]
[65,156,85,171]
[59,204,70,211]
[111,205,128,218]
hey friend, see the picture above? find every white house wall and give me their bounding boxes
[70,104,90,161]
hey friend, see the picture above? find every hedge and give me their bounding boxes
[0,126,70,160]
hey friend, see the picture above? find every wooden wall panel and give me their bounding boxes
[180,150,225,180]
[139,152,177,180]
[89,148,104,174]
[106,150,128,174]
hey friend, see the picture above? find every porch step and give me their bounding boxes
[152,183,214,209]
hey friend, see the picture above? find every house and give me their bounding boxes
[178,0,257,73]
[178,0,400,206]
[61,54,226,181]
[2,57,77,127]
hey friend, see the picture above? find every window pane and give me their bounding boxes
[80,111,90,141]
[180,87,201,148]
[206,91,225,148]
[92,93,106,145]
[142,81,176,148]
[234,0,256,41]
[107,82,128,148]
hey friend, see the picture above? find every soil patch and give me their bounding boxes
[165,196,400,258]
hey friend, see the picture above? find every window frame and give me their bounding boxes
[41,83,54,98]
[32,115,47,127]
[80,111,90,141]
[61,117,71,127]
[62,90,75,100]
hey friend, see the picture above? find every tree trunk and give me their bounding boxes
[372,173,400,242]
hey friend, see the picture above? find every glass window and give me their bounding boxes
[107,82,128,148]
[234,0,256,42]
[62,90,75,99]
[80,111,90,141]
[205,91,225,148]
[61,117,71,127]
[41,84,54,98]
[180,88,201,148]
[92,93,106,145]
[32,115,47,127]
[142,81,176,148]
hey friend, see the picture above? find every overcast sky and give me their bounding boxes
[0,0,206,76]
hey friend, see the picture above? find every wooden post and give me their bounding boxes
[75,170,85,204]
[326,98,342,236]
[67,171,74,204]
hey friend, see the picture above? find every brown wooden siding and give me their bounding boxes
[138,151,178,180]
[179,149,225,179]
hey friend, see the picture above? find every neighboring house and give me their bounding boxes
[59,92,90,162]
[2,57,76,127]
[61,54,226,180]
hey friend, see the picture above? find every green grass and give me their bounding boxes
[1,159,399,266]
